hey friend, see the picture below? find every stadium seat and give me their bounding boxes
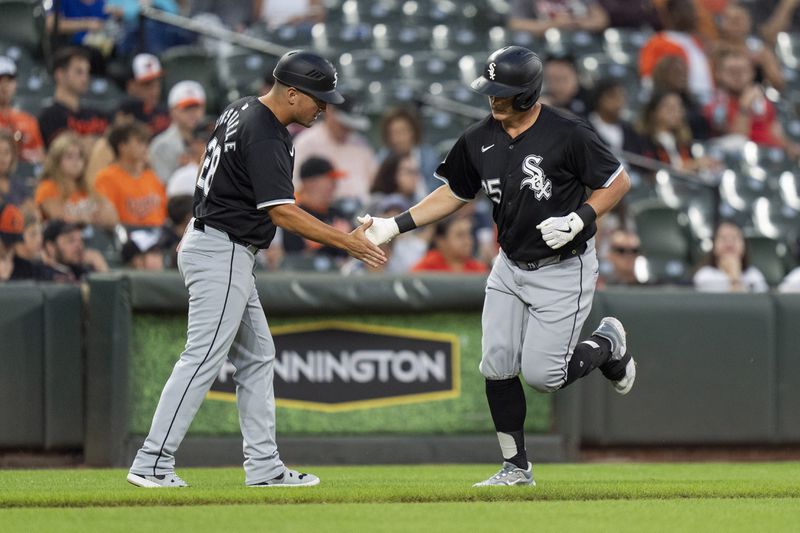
[745,234,788,286]
[160,46,221,112]
[631,198,693,261]
[310,22,373,56]
[420,107,470,144]
[82,77,126,114]
[428,80,485,109]
[775,32,800,69]
[219,51,277,100]
[0,40,36,72]
[604,28,652,66]
[397,50,460,84]
[429,24,481,53]
[0,0,46,56]
[543,29,604,57]
[337,49,399,84]
[371,23,432,52]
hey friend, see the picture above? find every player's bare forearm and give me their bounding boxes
[585,168,631,219]
[268,203,385,266]
[408,184,468,227]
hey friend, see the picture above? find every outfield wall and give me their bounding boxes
[2,273,799,466]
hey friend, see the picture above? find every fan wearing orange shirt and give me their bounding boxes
[35,132,118,228]
[94,121,167,227]
[412,215,489,274]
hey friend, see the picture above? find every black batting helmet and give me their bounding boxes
[273,50,345,104]
[471,46,544,111]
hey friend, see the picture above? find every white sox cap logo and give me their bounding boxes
[333,70,338,88]
[488,62,496,80]
[520,154,552,201]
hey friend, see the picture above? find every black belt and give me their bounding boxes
[509,242,588,271]
[193,219,260,254]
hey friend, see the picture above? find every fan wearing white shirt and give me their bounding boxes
[694,221,768,292]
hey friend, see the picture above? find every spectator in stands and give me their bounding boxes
[0,56,45,164]
[599,228,644,286]
[508,0,610,36]
[256,0,326,32]
[116,54,170,136]
[149,81,206,184]
[95,122,167,228]
[0,130,29,207]
[715,3,785,91]
[705,48,800,155]
[165,119,214,199]
[651,54,712,139]
[38,47,109,151]
[541,55,591,117]
[112,0,193,56]
[46,0,119,62]
[640,90,716,171]
[121,228,167,271]
[588,78,646,155]
[283,157,351,260]
[694,220,768,292]
[35,132,118,229]
[0,202,24,281]
[378,107,440,193]
[652,0,720,42]
[293,97,378,203]
[39,219,108,282]
[9,211,46,281]
[370,153,426,205]
[597,0,662,29]
[640,0,715,104]
[411,216,489,274]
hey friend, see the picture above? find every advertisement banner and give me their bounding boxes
[207,321,460,412]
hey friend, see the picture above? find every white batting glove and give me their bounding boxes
[356,214,400,245]
[536,212,584,250]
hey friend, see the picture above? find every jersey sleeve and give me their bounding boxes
[244,138,296,209]
[434,135,482,201]
[566,123,624,190]
[34,180,59,205]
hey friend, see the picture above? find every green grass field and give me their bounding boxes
[1,463,799,532]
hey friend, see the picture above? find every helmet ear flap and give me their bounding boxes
[512,86,541,111]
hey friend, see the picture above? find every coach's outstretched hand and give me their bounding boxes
[536,212,584,250]
[347,217,389,268]
[356,214,400,246]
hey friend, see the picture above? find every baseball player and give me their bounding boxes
[128,50,386,488]
[360,46,636,487]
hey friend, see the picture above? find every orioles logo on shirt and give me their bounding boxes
[520,154,552,201]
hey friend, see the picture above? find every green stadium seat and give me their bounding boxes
[397,50,460,84]
[631,198,692,261]
[745,235,788,286]
[371,23,432,52]
[337,49,399,84]
[160,46,221,112]
[220,51,277,100]
[0,0,45,56]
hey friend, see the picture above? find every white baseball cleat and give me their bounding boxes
[473,462,535,487]
[127,471,188,488]
[612,357,637,395]
[247,468,320,487]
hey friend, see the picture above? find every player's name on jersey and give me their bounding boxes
[207,322,461,412]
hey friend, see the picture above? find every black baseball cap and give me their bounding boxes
[299,157,346,180]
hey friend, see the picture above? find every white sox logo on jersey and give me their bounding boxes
[520,155,552,201]
[488,62,497,80]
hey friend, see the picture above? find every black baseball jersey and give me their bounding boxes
[194,96,295,249]
[435,105,623,262]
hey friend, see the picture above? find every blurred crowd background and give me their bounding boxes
[1,0,800,292]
